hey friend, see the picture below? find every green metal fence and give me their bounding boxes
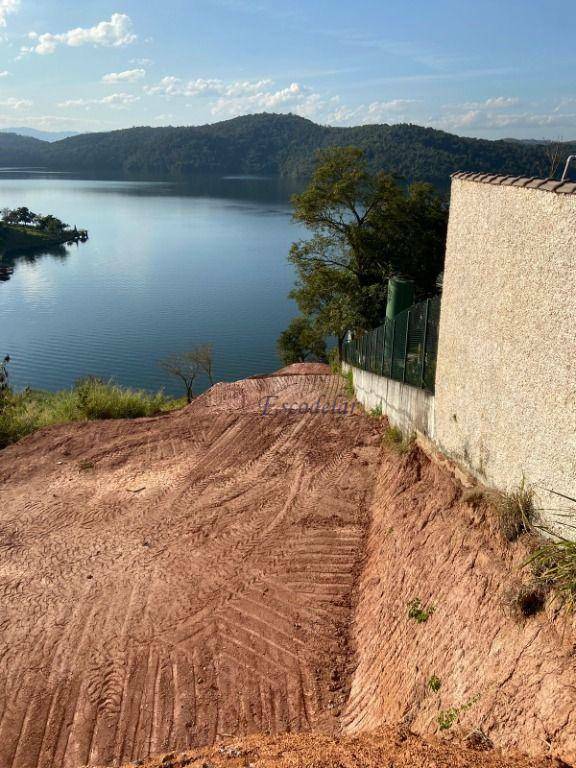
[342,296,441,392]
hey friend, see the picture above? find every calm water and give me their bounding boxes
[0,174,306,396]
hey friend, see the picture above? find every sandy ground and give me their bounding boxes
[0,369,379,768]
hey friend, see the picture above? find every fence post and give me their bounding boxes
[420,299,430,389]
[402,310,410,383]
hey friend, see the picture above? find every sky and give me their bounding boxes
[0,0,575,139]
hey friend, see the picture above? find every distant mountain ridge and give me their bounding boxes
[0,127,80,142]
[0,113,572,183]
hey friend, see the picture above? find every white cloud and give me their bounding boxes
[144,73,422,127]
[145,76,273,99]
[0,96,32,110]
[102,68,145,84]
[484,96,520,109]
[0,0,19,28]
[0,69,9,77]
[428,96,522,131]
[457,96,520,110]
[325,98,420,125]
[131,57,152,66]
[59,92,140,110]
[23,13,136,56]
[209,82,315,117]
[0,114,108,130]
[434,107,576,132]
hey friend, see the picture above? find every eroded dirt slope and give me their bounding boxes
[0,369,379,768]
[343,447,576,763]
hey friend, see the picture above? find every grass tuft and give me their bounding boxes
[369,404,383,419]
[342,369,355,398]
[495,480,535,542]
[382,425,414,455]
[461,486,487,507]
[525,536,576,610]
[502,583,546,621]
[327,347,341,375]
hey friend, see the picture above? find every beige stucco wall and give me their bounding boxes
[435,178,576,533]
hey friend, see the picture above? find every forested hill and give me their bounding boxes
[0,113,569,183]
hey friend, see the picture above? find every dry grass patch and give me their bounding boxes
[495,481,535,542]
[502,583,546,622]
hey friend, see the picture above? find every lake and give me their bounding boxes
[0,174,306,396]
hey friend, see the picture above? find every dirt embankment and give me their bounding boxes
[1,365,576,768]
[343,447,576,762]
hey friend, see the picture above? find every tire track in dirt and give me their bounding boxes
[0,368,381,768]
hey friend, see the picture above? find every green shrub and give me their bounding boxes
[437,694,480,731]
[408,597,435,623]
[437,707,459,731]
[428,675,441,693]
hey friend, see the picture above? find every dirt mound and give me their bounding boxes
[95,727,564,768]
[343,447,576,763]
[0,371,378,768]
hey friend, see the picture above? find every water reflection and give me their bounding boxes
[0,244,71,283]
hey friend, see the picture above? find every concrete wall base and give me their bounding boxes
[343,363,435,439]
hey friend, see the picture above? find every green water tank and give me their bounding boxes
[386,276,415,319]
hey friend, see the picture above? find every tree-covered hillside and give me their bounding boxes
[0,113,571,184]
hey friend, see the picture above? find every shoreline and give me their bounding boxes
[0,225,88,257]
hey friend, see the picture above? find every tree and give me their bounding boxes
[544,137,564,178]
[1,208,19,226]
[277,317,327,366]
[35,214,67,234]
[288,247,358,359]
[192,344,214,385]
[14,207,36,227]
[160,345,214,403]
[290,146,448,329]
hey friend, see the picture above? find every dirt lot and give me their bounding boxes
[0,369,380,768]
[1,365,576,768]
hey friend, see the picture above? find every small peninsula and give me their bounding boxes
[0,206,88,256]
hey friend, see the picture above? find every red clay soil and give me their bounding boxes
[97,727,567,768]
[1,366,576,768]
[0,370,377,768]
[343,447,576,763]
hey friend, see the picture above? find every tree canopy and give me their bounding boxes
[282,147,448,361]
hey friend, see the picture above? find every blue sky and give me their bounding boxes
[0,0,574,138]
